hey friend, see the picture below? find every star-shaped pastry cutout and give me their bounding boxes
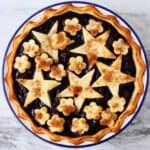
[17,69,60,107]
[92,55,135,95]
[59,69,103,110]
[32,21,59,61]
[70,28,116,68]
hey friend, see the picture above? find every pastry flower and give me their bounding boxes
[71,118,89,135]
[51,32,70,50]
[34,107,50,125]
[49,64,66,81]
[47,114,65,132]
[64,17,81,36]
[100,109,117,127]
[108,96,126,113]
[57,98,76,116]
[113,38,129,55]
[35,53,53,71]
[83,102,103,120]
[69,56,86,74]
[23,39,39,57]
[14,55,31,73]
[86,19,103,36]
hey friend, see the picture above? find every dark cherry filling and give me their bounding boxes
[12,12,136,137]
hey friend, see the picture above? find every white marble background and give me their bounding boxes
[0,0,150,149]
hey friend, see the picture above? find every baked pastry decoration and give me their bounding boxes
[47,114,65,133]
[5,4,146,145]
[23,39,40,57]
[17,69,60,107]
[64,17,81,36]
[57,98,76,116]
[70,28,116,68]
[34,106,50,125]
[83,102,103,120]
[59,69,102,110]
[71,118,89,135]
[49,64,66,81]
[35,53,53,71]
[68,56,86,74]
[100,109,117,127]
[92,55,135,95]
[113,38,129,55]
[86,19,103,36]
[14,55,31,73]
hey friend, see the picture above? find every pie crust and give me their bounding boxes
[5,4,146,145]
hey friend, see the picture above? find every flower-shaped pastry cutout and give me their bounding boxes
[14,55,31,73]
[108,96,126,113]
[69,56,86,74]
[100,109,117,127]
[57,98,76,116]
[47,114,65,132]
[83,102,103,120]
[35,53,53,71]
[113,38,129,55]
[49,64,66,81]
[64,18,81,36]
[34,107,50,125]
[23,39,40,57]
[86,19,103,36]
[71,118,89,135]
[51,32,70,50]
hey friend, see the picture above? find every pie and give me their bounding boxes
[5,4,146,145]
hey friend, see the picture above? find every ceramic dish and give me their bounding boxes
[2,1,149,148]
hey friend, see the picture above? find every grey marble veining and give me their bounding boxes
[0,0,150,149]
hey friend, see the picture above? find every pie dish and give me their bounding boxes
[4,3,146,145]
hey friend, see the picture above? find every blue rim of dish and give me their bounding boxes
[2,1,149,148]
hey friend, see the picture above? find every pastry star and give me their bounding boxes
[70,28,116,67]
[59,69,103,110]
[17,69,60,107]
[32,21,59,61]
[92,55,135,95]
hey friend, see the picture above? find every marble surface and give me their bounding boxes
[0,0,150,149]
